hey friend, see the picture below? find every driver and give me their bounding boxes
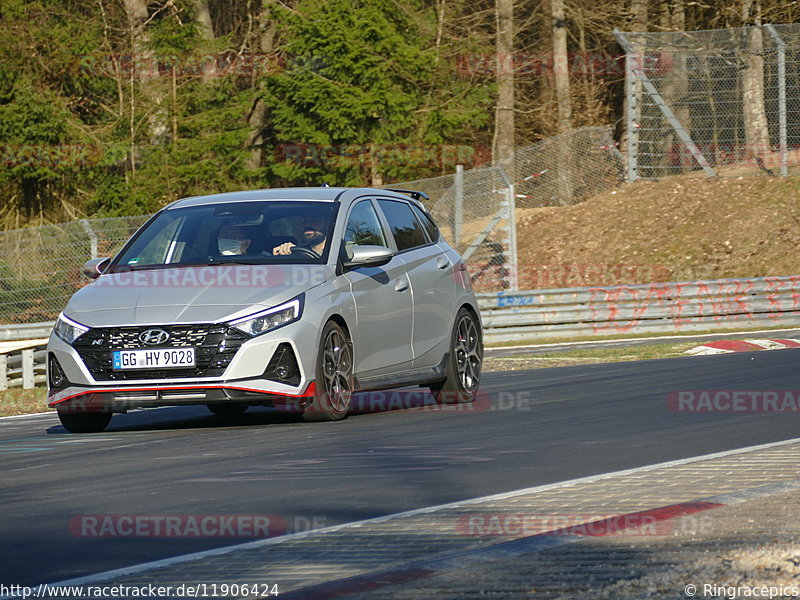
[272,213,327,256]
[217,224,252,256]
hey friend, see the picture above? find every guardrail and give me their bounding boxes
[478,275,800,343]
[0,341,48,390]
[3,275,800,387]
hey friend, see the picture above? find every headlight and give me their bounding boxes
[230,296,303,337]
[54,313,89,345]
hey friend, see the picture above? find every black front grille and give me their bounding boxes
[73,324,249,380]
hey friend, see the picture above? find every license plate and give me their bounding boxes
[112,348,196,370]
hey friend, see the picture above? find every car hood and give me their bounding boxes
[63,264,328,327]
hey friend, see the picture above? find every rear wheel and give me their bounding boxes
[303,321,353,421]
[57,410,112,434]
[207,403,248,416]
[429,308,483,403]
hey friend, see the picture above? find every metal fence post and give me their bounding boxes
[765,24,788,177]
[22,349,34,390]
[80,218,98,260]
[454,164,464,249]
[622,37,639,182]
[497,166,518,291]
[0,355,6,391]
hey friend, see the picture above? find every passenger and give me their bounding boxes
[217,225,252,256]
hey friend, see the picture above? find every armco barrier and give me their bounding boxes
[0,341,47,390]
[3,276,800,385]
[479,275,800,343]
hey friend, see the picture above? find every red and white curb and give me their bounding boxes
[686,339,800,356]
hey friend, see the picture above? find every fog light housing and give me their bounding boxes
[264,343,301,387]
[48,354,69,390]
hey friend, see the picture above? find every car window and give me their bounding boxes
[344,201,387,247]
[410,204,440,243]
[132,213,185,266]
[377,199,428,252]
[111,201,335,270]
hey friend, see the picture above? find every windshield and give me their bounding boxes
[111,200,337,271]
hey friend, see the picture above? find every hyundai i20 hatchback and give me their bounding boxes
[48,188,483,432]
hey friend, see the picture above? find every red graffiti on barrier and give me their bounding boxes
[586,277,800,334]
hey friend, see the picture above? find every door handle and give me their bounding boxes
[436,256,450,270]
[394,278,409,292]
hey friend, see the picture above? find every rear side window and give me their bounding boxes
[410,204,440,243]
[377,199,428,251]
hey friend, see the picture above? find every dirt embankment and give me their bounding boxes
[510,174,800,289]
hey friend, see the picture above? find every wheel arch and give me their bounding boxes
[458,301,483,328]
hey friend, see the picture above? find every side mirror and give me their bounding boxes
[342,245,393,269]
[81,257,111,280]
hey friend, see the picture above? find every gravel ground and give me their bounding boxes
[559,489,800,600]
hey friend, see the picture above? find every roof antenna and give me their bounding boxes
[320,182,330,187]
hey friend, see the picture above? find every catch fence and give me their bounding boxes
[615,23,800,180]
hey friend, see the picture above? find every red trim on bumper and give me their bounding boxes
[49,382,316,407]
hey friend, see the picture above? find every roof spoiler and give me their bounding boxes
[385,189,430,203]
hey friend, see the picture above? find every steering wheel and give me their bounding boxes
[290,246,319,258]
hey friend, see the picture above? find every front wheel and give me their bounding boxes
[57,410,112,433]
[303,321,353,422]
[429,308,483,404]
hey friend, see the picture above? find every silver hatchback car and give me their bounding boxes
[48,188,483,432]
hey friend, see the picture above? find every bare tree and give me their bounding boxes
[551,0,574,203]
[657,0,692,172]
[629,0,649,32]
[741,0,770,164]
[244,6,276,171]
[493,0,515,180]
[551,0,572,132]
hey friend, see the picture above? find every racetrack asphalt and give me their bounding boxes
[2,349,800,586]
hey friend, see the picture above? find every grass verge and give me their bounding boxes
[0,388,51,417]
[484,324,800,348]
[483,341,712,372]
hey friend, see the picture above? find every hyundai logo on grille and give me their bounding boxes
[139,329,170,346]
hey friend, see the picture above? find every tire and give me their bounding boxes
[57,410,112,434]
[429,308,483,404]
[207,403,248,416]
[303,321,353,422]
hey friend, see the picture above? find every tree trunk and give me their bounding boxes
[493,0,514,181]
[658,0,692,173]
[551,0,571,132]
[629,0,649,32]
[741,0,770,164]
[244,10,276,171]
[551,0,573,204]
[196,0,217,82]
[123,0,168,151]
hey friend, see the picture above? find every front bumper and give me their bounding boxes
[49,381,317,413]
[47,318,320,413]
